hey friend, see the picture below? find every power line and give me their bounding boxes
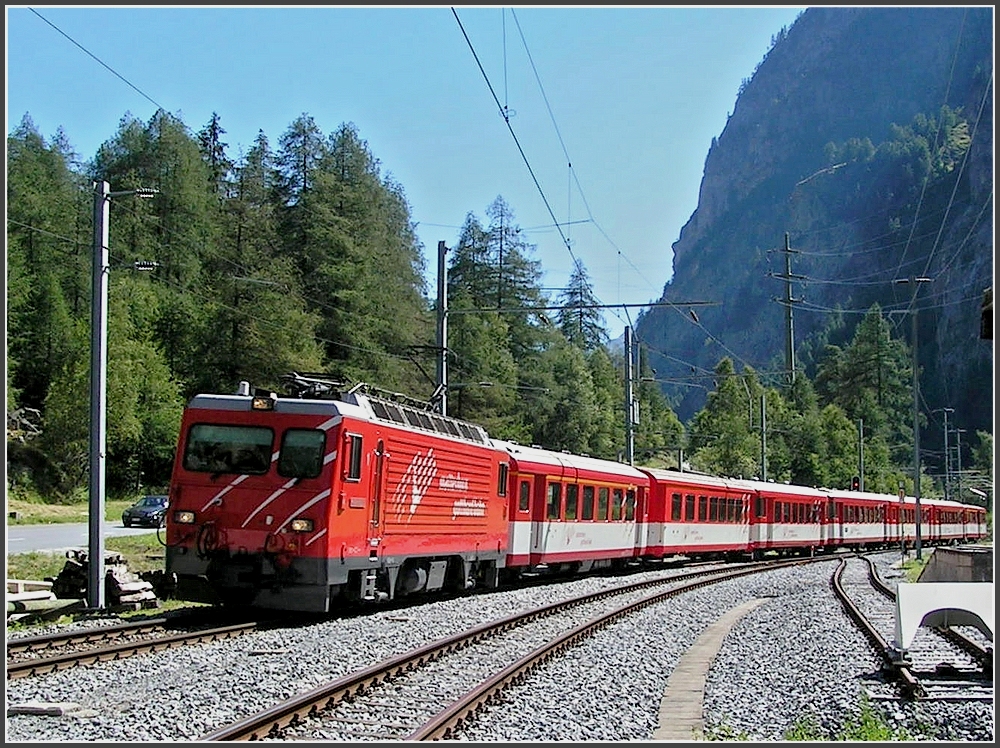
[451,7,580,274]
[28,7,167,113]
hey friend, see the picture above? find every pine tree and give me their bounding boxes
[557,260,607,351]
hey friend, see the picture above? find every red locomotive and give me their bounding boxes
[164,377,988,612]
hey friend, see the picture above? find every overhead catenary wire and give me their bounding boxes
[28,7,168,114]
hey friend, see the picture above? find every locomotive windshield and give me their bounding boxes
[277,428,326,479]
[183,424,273,475]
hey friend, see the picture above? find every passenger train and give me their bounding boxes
[163,377,988,612]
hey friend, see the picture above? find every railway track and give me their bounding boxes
[830,555,992,702]
[200,555,828,741]
[6,611,263,680]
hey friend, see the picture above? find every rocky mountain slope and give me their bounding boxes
[637,7,993,447]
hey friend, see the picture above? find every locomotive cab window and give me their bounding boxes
[497,462,509,497]
[184,424,273,475]
[345,433,363,481]
[277,429,326,479]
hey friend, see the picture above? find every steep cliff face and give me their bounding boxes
[638,6,993,444]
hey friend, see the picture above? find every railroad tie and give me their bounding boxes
[653,597,768,741]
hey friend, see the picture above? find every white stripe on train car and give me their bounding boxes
[241,478,299,528]
[201,473,250,513]
[304,527,328,547]
[274,489,332,534]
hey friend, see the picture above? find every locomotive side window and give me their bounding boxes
[184,424,273,475]
[565,485,579,520]
[497,463,509,497]
[547,483,562,520]
[519,480,531,512]
[277,429,325,479]
[598,488,610,520]
[582,486,595,520]
[346,434,363,481]
[671,493,682,521]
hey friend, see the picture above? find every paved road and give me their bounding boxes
[5,522,163,555]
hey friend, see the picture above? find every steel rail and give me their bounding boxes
[406,557,823,740]
[830,556,922,697]
[7,617,171,655]
[6,621,257,680]
[201,556,829,741]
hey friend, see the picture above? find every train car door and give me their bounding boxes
[630,487,645,556]
[367,438,387,557]
[529,474,549,564]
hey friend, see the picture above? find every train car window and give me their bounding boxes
[184,424,273,475]
[671,493,682,521]
[611,489,623,521]
[775,501,782,522]
[728,499,737,523]
[738,500,745,524]
[497,463,509,497]
[598,488,610,520]
[709,496,718,522]
[698,496,707,522]
[625,490,636,521]
[582,486,595,520]
[277,429,325,479]
[519,481,530,512]
[756,496,765,518]
[684,494,695,522]
[346,434,363,481]
[565,485,579,521]
[547,483,562,520]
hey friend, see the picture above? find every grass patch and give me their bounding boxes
[900,555,929,582]
[7,497,136,525]
[6,532,207,630]
[706,694,915,741]
[7,531,168,581]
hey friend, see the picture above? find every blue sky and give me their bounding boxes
[6,5,806,340]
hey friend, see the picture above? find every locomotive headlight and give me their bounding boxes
[173,510,196,524]
[290,518,314,533]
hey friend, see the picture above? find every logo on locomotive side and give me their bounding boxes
[451,498,487,519]
[439,473,469,491]
[389,449,437,523]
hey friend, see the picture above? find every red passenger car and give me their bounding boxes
[497,440,650,574]
[642,469,752,559]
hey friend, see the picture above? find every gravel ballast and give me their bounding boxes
[5,552,993,741]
